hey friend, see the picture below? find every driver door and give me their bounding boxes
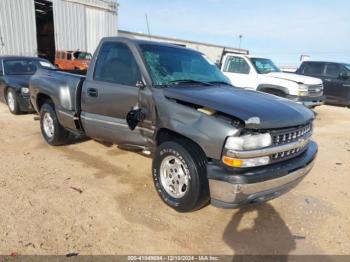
[81,41,152,146]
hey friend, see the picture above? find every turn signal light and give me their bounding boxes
[223,156,243,167]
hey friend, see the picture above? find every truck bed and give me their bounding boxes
[30,69,85,133]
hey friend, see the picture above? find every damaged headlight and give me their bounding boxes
[222,133,272,168]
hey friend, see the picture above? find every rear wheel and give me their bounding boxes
[7,89,21,115]
[40,102,70,145]
[152,140,209,212]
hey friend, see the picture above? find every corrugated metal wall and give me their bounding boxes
[53,0,118,54]
[0,0,37,56]
[0,0,117,56]
[85,6,117,53]
[52,0,87,51]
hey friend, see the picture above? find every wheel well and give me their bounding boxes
[156,128,207,157]
[260,88,287,97]
[37,93,53,111]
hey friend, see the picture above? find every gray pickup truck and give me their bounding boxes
[30,37,317,212]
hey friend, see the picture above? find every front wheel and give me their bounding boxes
[40,103,70,146]
[7,89,21,115]
[152,140,209,212]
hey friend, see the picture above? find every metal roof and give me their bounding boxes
[118,30,248,54]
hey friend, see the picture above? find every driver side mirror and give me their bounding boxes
[339,72,350,80]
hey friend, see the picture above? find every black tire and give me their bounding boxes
[152,139,209,212]
[40,102,70,146]
[6,88,21,115]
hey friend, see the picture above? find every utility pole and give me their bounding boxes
[238,34,243,49]
[145,14,151,40]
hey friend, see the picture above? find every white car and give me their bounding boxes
[220,54,324,108]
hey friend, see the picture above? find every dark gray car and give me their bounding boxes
[29,37,318,212]
[0,56,56,114]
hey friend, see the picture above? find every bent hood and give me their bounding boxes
[267,72,322,85]
[5,75,32,88]
[163,85,314,129]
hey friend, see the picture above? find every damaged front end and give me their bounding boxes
[155,85,317,208]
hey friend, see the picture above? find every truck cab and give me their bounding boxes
[220,53,325,108]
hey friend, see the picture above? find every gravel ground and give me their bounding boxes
[0,102,349,255]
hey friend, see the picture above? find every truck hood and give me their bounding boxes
[267,72,322,85]
[163,85,314,129]
[5,75,32,87]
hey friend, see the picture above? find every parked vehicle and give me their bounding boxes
[55,50,92,71]
[220,54,325,108]
[30,37,317,212]
[0,56,56,114]
[296,61,350,106]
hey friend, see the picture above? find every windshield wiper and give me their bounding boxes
[167,79,214,86]
[208,81,233,87]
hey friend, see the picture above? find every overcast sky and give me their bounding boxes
[118,0,349,67]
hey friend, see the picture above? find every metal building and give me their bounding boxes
[0,0,118,62]
[118,30,248,64]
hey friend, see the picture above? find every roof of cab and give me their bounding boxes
[101,36,198,52]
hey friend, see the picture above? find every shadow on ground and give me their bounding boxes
[223,203,295,257]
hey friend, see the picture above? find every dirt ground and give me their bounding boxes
[0,102,349,255]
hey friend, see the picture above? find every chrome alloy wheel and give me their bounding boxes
[160,155,190,198]
[7,91,15,112]
[43,112,55,138]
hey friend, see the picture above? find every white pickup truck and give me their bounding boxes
[220,53,325,108]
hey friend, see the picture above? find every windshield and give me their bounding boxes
[251,58,280,74]
[74,52,92,60]
[3,59,55,75]
[345,64,350,71]
[140,44,230,86]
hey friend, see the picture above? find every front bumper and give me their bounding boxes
[287,95,325,108]
[207,141,317,208]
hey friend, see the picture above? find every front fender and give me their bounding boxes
[155,96,239,160]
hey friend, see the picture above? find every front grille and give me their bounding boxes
[308,84,323,97]
[271,143,309,162]
[269,123,312,163]
[272,123,312,145]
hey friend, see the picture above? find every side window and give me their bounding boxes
[67,53,72,60]
[325,64,341,78]
[94,42,140,86]
[303,63,324,75]
[223,56,250,74]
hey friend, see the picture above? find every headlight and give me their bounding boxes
[225,133,272,150]
[21,87,29,94]
[223,133,272,168]
[298,84,309,96]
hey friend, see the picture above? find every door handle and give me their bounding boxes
[87,88,98,97]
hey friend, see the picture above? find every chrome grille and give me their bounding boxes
[271,142,309,163]
[272,123,312,145]
[269,123,312,163]
[308,84,323,97]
